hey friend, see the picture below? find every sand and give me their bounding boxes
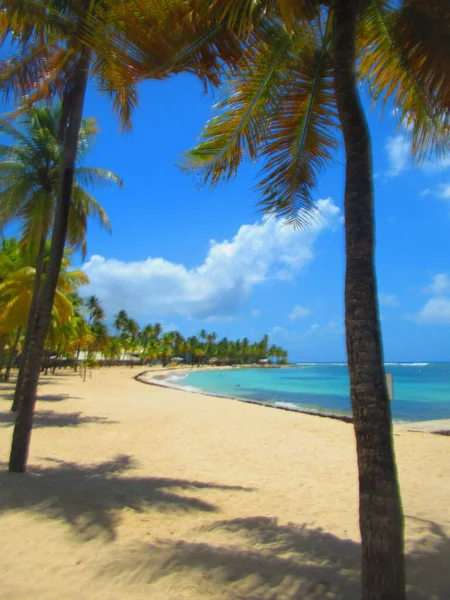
[0,367,449,599]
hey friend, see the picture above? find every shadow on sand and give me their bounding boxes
[0,409,116,428]
[0,455,253,543]
[97,515,450,599]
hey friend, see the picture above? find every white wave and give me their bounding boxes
[274,401,301,411]
[296,362,346,366]
[384,362,429,367]
[166,374,188,383]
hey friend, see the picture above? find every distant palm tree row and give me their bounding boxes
[71,301,288,366]
[111,307,288,366]
[0,261,288,375]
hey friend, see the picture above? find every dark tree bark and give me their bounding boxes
[4,327,22,381]
[0,336,5,373]
[11,232,47,411]
[333,1,405,599]
[9,49,90,473]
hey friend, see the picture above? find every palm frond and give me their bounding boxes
[0,0,74,47]
[256,27,338,225]
[198,0,320,34]
[182,22,294,184]
[74,167,123,189]
[358,0,450,160]
[18,187,53,247]
[90,0,244,94]
[0,39,69,105]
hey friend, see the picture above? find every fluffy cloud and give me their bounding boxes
[409,273,450,324]
[379,293,399,307]
[421,156,450,174]
[386,134,450,177]
[288,305,311,320]
[410,297,450,325]
[424,273,450,296]
[82,198,341,321]
[386,135,410,176]
[437,183,450,200]
[420,183,450,201]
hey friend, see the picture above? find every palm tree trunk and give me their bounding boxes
[0,336,5,373]
[4,327,22,382]
[8,49,90,473]
[11,232,47,411]
[332,1,405,598]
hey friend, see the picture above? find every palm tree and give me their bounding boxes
[1,0,243,473]
[85,295,105,325]
[114,310,129,335]
[206,332,217,344]
[0,243,89,371]
[0,104,119,413]
[152,322,163,340]
[183,2,449,597]
[103,337,124,362]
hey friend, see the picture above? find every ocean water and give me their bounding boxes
[173,363,450,422]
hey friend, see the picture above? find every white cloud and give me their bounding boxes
[379,293,399,307]
[437,183,450,200]
[288,305,311,320]
[420,183,450,201]
[409,273,450,324]
[385,133,450,177]
[270,321,343,342]
[421,156,450,173]
[386,135,410,176]
[409,297,450,325]
[82,198,341,321]
[252,309,260,317]
[424,273,450,295]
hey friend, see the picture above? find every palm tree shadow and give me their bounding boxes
[0,409,118,428]
[0,455,253,543]
[98,516,450,599]
[38,393,83,403]
[0,380,16,403]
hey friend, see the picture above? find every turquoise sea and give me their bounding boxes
[172,363,450,422]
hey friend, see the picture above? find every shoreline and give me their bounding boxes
[135,367,450,434]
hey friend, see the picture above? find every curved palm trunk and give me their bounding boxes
[4,327,22,382]
[11,233,47,411]
[8,49,90,473]
[333,1,405,598]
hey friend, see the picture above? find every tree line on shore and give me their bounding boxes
[1,2,448,598]
[0,237,288,373]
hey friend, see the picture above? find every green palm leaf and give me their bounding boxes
[74,167,123,189]
[257,28,338,224]
[358,0,450,160]
[182,22,294,184]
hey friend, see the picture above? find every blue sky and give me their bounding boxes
[4,74,450,361]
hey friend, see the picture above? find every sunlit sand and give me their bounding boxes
[1,367,449,599]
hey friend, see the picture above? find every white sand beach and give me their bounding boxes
[0,367,449,599]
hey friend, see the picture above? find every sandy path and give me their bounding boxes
[0,367,449,599]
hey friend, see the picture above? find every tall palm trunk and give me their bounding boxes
[4,327,22,381]
[11,232,47,411]
[8,49,90,473]
[0,336,5,373]
[333,1,405,598]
